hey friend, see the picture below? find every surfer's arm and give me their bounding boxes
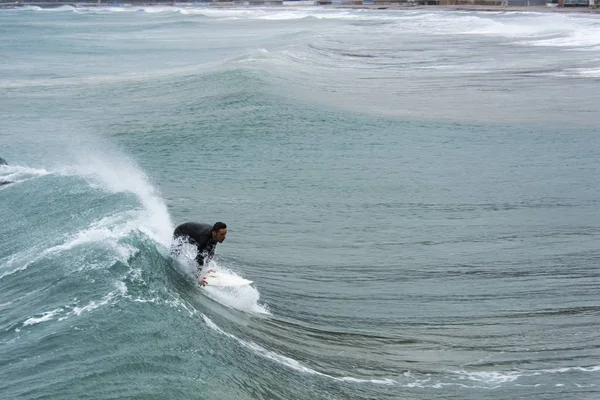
[195,243,216,267]
[195,252,205,267]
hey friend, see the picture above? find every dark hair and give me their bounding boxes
[212,222,227,232]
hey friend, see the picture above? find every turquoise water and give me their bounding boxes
[1,6,599,399]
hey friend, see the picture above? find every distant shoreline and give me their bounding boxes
[2,1,599,13]
[335,3,600,12]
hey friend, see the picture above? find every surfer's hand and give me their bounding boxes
[199,277,208,287]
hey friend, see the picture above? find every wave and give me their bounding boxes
[203,314,396,385]
[0,147,173,309]
[460,13,600,49]
[203,311,600,389]
[0,149,269,338]
[0,213,138,280]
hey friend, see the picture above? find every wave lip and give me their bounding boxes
[69,153,173,245]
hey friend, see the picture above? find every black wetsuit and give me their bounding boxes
[172,222,217,268]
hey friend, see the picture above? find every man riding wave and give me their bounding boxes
[171,221,227,286]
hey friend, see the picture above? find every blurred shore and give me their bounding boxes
[1,0,599,12]
[336,4,600,12]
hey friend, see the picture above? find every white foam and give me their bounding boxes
[0,164,50,186]
[22,308,64,326]
[17,5,42,10]
[336,376,397,385]
[0,265,28,280]
[540,365,600,374]
[59,281,127,320]
[53,5,75,11]
[453,369,521,384]
[464,16,563,38]
[522,30,600,48]
[462,14,600,49]
[0,252,46,280]
[58,213,136,249]
[14,284,128,330]
[574,67,600,77]
[445,365,600,388]
[0,253,23,280]
[41,6,368,21]
[139,6,180,13]
[23,4,76,12]
[203,314,396,385]
[0,211,141,281]
[174,257,270,315]
[51,213,142,265]
[203,283,270,315]
[402,371,433,388]
[164,293,198,317]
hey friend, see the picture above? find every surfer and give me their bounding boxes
[171,222,227,286]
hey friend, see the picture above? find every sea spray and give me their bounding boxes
[71,150,173,245]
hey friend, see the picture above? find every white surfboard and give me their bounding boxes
[202,270,253,287]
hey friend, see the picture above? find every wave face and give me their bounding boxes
[1,6,599,400]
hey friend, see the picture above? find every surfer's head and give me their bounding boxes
[211,222,227,243]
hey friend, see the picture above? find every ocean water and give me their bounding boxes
[1,5,599,399]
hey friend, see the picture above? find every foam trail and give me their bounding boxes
[203,282,270,315]
[203,314,396,385]
[70,281,127,317]
[444,365,600,388]
[16,282,129,331]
